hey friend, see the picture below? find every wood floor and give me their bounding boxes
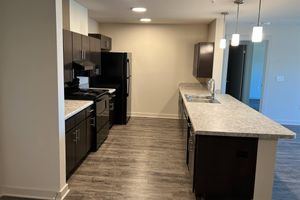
[65,117,195,200]
[272,125,300,200]
[0,119,299,200]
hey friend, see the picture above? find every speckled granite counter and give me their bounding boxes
[65,100,93,120]
[179,83,295,140]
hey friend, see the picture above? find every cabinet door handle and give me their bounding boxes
[89,109,94,113]
[90,117,96,127]
[73,131,77,144]
[81,50,84,59]
[77,129,80,141]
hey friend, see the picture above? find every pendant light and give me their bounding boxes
[219,12,229,49]
[252,0,263,42]
[231,0,244,47]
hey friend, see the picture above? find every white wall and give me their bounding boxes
[223,23,300,125]
[98,24,207,118]
[88,17,101,33]
[0,0,67,199]
[69,0,88,35]
[62,0,70,30]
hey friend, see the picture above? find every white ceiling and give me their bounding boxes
[76,0,300,25]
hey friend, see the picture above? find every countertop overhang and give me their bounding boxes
[179,83,296,140]
[65,100,93,120]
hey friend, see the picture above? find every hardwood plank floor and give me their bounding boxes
[65,117,195,200]
[1,119,299,200]
[272,125,300,200]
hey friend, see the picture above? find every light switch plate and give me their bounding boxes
[276,75,285,82]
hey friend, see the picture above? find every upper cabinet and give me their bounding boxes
[193,42,214,78]
[100,35,112,51]
[89,34,112,52]
[72,32,90,61]
[63,31,113,82]
[82,35,90,61]
[63,29,73,83]
[89,37,101,66]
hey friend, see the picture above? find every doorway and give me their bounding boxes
[226,41,268,111]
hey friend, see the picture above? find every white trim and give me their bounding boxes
[274,119,300,126]
[1,183,69,200]
[131,112,179,119]
[56,184,69,200]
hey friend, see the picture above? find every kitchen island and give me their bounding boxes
[179,83,295,200]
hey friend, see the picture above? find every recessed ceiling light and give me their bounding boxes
[131,7,147,13]
[140,18,152,22]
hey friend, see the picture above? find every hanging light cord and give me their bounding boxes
[257,0,262,26]
[223,14,226,34]
[235,3,240,33]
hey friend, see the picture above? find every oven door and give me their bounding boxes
[95,94,109,132]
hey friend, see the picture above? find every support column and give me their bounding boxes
[253,139,277,200]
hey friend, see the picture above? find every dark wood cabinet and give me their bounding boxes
[193,42,214,78]
[72,32,82,61]
[100,35,112,51]
[65,127,76,177]
[89,37,101,66]
[65,106,92,179]
[82,35,90,60]
[72,32,90,61]
[89,33,112,52]
[75,120,87,164]
[194,136,258,200]
[63,29,73,83]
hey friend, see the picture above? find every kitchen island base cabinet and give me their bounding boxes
[193,136,258,200]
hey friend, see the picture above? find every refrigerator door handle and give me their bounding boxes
[127,78,130,97]
[127,59,130,78]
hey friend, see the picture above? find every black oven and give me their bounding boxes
[94,94,110,150]
[65,87,110,151]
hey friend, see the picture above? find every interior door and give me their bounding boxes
[226,45,247,100]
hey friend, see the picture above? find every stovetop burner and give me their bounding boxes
[65,88,108,100]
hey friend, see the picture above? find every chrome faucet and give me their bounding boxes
[208,78,216,100]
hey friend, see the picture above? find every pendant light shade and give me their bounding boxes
[252,0,263,42]
[231,0,243,47]
[231,34,240,46]
[252,26,263,42]
[219,12,228,49]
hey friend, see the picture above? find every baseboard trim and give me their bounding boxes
[1,183,69,200]
[131,112,179,119]
[56,184,69,200]
[275,119,300,126]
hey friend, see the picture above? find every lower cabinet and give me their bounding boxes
[193,136,258,200]
[65,106,92,179]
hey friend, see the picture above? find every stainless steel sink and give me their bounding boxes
[184,94,220,104]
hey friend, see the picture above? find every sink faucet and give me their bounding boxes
[208,78,216,100]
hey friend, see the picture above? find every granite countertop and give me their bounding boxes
[65,100,93,120]
[179,83,296,140]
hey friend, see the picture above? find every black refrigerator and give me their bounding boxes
[90,52,132,125]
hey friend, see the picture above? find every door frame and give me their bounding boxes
[222,39,269,113]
